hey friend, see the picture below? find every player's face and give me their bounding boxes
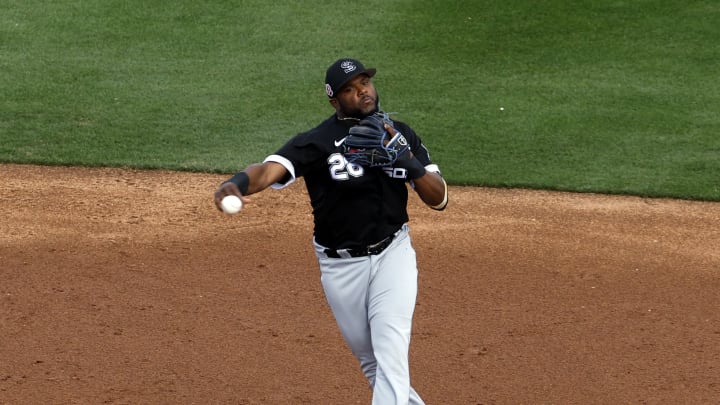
[333,74,378,118]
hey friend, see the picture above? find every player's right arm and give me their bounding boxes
[213,161,288,212]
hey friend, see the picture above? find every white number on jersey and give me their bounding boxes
[328,153,364,181]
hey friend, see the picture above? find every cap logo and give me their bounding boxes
[325,83,334,97]
[340,60,357,74]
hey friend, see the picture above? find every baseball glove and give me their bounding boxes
[343,113,410,167]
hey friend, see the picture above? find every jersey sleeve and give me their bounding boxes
[263,129,326,189]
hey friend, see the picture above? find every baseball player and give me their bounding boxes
[214,58,448,404]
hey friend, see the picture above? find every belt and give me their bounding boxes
[323,234,395,258]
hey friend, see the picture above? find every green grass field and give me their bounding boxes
[2,1,718,200]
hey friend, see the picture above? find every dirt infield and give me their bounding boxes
[1,163,719,404]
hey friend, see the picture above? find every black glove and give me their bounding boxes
[343,113,409,167]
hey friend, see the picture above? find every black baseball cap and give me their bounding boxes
[324,58,376,98]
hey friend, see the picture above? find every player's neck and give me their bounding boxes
[336,114,360,122]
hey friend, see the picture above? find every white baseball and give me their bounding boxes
[220,195,243,214]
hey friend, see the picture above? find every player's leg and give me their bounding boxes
[314,244,379,387]
[367,225,425,405]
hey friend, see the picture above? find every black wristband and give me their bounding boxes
[405,158,427,180]
[227,171,250,195]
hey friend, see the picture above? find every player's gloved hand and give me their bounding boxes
[380,117,427,180]
[343,113,409,167]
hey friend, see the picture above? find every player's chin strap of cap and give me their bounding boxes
[429,177,449,211]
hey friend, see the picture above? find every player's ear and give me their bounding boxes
[329,98,340,111]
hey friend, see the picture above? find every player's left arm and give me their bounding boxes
[412,167,448,211]
[387,123,448,210]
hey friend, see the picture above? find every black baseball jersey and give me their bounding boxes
[264,114,438,250]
